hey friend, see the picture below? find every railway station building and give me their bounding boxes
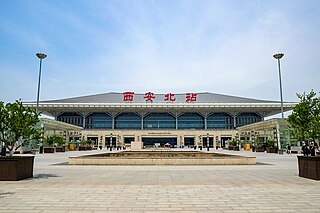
[24,92,295,149]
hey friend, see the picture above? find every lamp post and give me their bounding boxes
[36,53,47,114]
[110,133,113,151]
[207,133,209,151]
[273,53,284,119]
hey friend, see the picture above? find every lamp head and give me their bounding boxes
[273,53,284,60]
[36,53,47,59]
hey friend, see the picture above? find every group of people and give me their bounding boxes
[302,141,318,156]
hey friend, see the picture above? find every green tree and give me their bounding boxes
[0,100,40,156]
[287,90,320,143]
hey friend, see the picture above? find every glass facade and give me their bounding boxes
[57,112,83,127]
[236,113,262,127]
[115,113,141,129]
[86,113,112,129]
[56,111,262,130]
[142,137,177,147]
[178,113,204,129]
[207,113,233,129]
[144,113,175,129]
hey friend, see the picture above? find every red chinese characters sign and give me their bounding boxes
[164,93,176,102]
[123,92,134,102]
[122,92,197,103]
[186,93,197,102]
[143,92,155,102]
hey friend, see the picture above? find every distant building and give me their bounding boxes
[24,92,295,148]
[237,118,297,151]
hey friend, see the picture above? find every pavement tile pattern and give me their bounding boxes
[0,149,319,213]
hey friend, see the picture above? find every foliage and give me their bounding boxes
[45,136,65,147]
[86,139,93,146]
[0,100,40,156]
[267,140,275,148]
[80,139,93,146]
[287,90,320,142]
[229,139,237,146]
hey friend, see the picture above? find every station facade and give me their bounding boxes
[24,92,295,149]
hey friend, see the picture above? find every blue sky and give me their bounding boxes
[1,0,320,111]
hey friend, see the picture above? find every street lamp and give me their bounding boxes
[207,133,209,151]
[36,53,47,114]
[110,133,113,151]
[273,53,284,119]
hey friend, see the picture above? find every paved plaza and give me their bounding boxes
[0,149,319,213]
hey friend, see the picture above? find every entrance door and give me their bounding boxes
[221,137,232,147]
[184,137,195,148]
[202,137,214,148]
[87,137,98,146]
[142,138,177,148]
[105,137,117,147]
[124,137,135,144]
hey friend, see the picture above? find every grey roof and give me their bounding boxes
[41,92,279,104]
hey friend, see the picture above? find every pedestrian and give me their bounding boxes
[310,142,316,156]
[287,144,291,155]
[302,141,308,156]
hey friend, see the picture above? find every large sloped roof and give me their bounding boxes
[41,92,279,104]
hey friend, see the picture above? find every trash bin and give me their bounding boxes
[245,144,250,151]
[278,149,284,154]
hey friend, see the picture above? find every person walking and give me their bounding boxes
[310,142,316,156]
[287,144,291,155]
[302,141,309,156]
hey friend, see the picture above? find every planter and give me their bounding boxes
[297,156,320,180]
[228,146,239,151]
[43,147,55,153]
[79,146,92,151]
[267,147,278,153]
[0,156,35,181]
[55,146,65,152]
[255,147,265,152]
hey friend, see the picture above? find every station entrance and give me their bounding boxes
[221,136,232,147]
[202,137,214,148]
[87,136,98,146]
[184,137,195,148]
[105,136,117,147]
[142,137,177,148]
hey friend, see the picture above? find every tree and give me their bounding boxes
[287,90,320,143]
[0,100,40,156]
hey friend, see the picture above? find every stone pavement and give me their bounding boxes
[0,149,319,213]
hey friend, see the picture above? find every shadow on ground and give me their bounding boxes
[0,191,15,198]
[32,173,60,179]
[256,162,274,165]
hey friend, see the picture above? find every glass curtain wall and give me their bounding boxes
[178,113,204,129]
[236,113,262,127]
[115,113,141,129]
[207,113,233,129]
[57,112,83,127]
[86,113,112,129]
[144,113,175,129]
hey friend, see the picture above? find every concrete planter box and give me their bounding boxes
[297,156,320,180]
[43,147,55,153]
[0,156,35,181]
[55,146,66,152]
[267,147,278,153]
[79,146,92,151]
[255,147,265,152]
[228,146,239,151]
